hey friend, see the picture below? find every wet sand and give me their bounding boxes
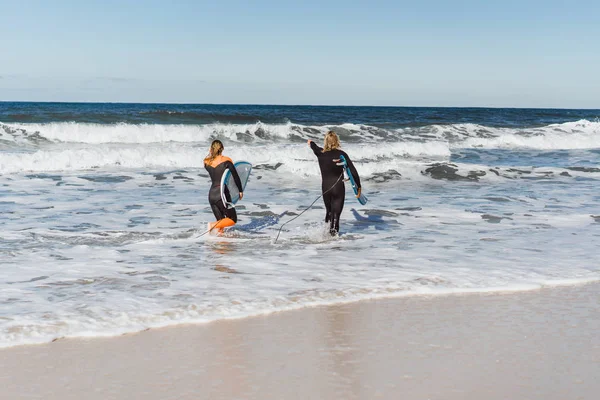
[1,283,599,400]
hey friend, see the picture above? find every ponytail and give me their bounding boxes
[204,140,224,164]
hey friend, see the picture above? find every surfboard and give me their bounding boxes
[339,155,367,205]
[220,161,252,209]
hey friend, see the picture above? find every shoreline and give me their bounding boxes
[3,279,598,351]
[1,282,598,400]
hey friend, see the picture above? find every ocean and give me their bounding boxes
[1,102,599,348]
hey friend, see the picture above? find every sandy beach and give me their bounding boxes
[1,283,598,400]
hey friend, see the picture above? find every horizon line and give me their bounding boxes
[1,100,599,111]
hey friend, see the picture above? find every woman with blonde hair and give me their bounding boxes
[308,130,362,236]
[204,139,243,234]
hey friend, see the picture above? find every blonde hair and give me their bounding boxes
[204,140,224,164]
[323,130,341,152]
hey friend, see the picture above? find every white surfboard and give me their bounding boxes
[220,161,252,209]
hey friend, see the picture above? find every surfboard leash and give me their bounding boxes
[196,224,217,239]
[273,172,345,243]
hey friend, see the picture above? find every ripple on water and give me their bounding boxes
[52,223,102,232]
[25,174,63,181]
[128,217,154,227]
[77,175,134,183]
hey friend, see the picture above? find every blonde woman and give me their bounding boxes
[308,130,361,236]
[204,140,243,234]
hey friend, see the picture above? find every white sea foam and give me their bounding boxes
[1,144,597,183]
[427,120,600,150]
[1,121,320,144]
[0,140,453,175]
[3,120,599,150]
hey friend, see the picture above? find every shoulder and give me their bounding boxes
[211,155,233,167]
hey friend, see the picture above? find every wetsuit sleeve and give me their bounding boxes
[342,152,361,189]
[225,161,244,193]
[310,141,323,156]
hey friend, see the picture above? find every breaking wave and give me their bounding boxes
[1,120,598,149]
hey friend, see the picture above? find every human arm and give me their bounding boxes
[308,140,323,156]
[225,160,244,198]
[342,151,361,194]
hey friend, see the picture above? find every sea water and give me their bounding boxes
[1,103,599,347]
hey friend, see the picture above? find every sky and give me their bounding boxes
[0,0,599,108]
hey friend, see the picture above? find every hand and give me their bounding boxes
[356,188,361,198]
[239,192,243,200]
[307,140,312,146]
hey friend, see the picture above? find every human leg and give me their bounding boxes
[329,191,345,236]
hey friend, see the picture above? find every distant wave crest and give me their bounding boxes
[2,120,598,149]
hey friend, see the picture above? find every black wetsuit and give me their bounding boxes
[310,142,361,235]
[204,156,243,222]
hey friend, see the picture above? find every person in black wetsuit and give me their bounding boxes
[204,140,243,234]
[308,130,361,236]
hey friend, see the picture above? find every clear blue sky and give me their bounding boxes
[1,0,598,108]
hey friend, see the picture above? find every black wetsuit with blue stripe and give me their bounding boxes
[310,141,361,235]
